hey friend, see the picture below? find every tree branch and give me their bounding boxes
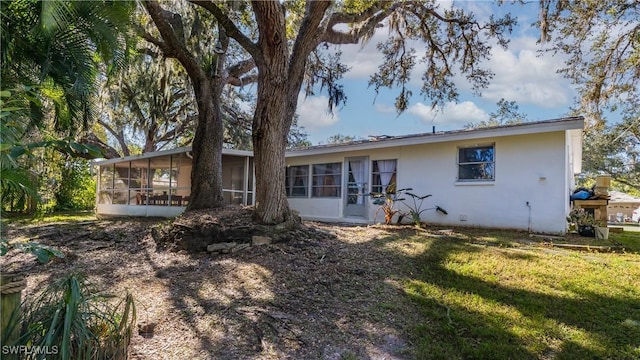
[326,3,389,28]
[134,22,175,56]
[188,0,261,60]
[322,2,474,46]
[288,1,332,86]
[227,74,258,87]
[227,59,255,79]
[142,0,205,81]
[121,83,151,136]
[78,132,122,159]
[321,2,402,45]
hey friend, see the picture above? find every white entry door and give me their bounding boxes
[344,157,368,217]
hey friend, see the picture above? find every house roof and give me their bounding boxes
[93,116,584,165]
[93,146,253,166]
[285,116,584,157]
[608,190,640,203]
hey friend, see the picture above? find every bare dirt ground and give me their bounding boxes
[2,209,424,359]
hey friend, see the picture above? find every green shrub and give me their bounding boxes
[3,274,135,360]
[54,159,96,211]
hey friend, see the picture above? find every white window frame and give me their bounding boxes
[457,144,495,182]
[371,159,398,194]
[285,165,309,198]
[311,162,342,198]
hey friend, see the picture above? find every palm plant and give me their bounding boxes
[0,89,40,211]
[3,274,136,360]
[369,185,448,226]
[1,0,135,132]
[1,89,103,213]
[369,184,410,225]
[1,0,134,213]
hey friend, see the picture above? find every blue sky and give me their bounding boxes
[294,1,584,145]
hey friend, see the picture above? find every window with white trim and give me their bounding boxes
[457,145,495,181]
[312,163,342,197]
[285,165,309,197]
[371,159,397,193]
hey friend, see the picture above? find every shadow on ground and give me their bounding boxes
[6,218,639,359]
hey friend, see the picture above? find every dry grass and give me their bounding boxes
[2,218,420,359]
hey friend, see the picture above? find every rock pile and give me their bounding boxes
[151,206,325,253]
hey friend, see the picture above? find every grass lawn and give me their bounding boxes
[383,227,640,359]
[1,210,96,226]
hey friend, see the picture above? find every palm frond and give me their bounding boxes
[10,274,136,359]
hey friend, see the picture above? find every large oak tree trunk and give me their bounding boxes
[250,1,328,224]
[252,82,294,224]
[251,2,296,224]
[187,77,225,210]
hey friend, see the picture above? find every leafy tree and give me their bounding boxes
[140,1,310,211]
[536,0,639,188]
[89,53,197,157]
[464,98,527,129]
[582,114,639,190]
[0,89,40,212]
[54,158,96,211]
[1,0,134,133]
[140,0,257,210]
[141,1,514,224]
[321,134,360,145]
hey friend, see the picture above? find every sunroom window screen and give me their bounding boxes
[458,145,495,181]
[312,163,342,197]
[286,165,308,197]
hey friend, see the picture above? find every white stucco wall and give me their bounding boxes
[286,131,571,234]
[406,132,566,233]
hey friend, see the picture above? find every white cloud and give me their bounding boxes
[339,29,387,80]
[408,101,488,127]
[480,37,574,108]
[296,94,340,129]
[335,4,575,117]
[374,103,396,113]
[457,0,493,22]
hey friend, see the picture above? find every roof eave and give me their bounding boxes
[286,117,585,157]
[93,147,254,166]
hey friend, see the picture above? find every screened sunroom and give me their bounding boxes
[95,147,255,217]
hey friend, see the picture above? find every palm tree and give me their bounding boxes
[2,0,134,130]
[0,0,134,212]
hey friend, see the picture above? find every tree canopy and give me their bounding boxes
[536,0,639,189]
[464,98,528,129]
[1,0,134,132]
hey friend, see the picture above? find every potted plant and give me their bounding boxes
[567,208,597,237]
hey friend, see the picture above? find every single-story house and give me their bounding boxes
[607,191,640,221]
[94,116,584,234]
